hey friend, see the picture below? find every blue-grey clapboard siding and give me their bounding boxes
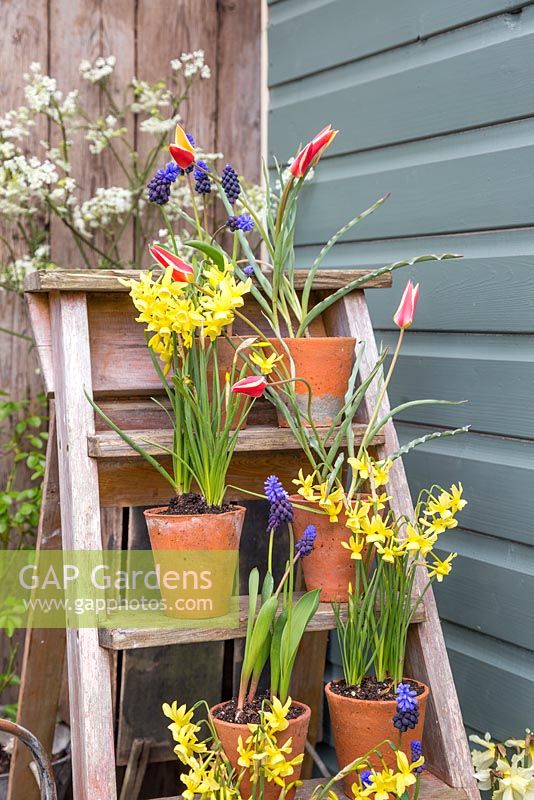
[268,0,534,743]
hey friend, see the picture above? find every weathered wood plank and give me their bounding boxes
[324,292,479,800]
[24,268,392,293]
[268,0,528,85]
[99,595,426,650]
[87,424,384,459]
[270,8,534,156]
[49,291,117,800]
[156,772,468,800]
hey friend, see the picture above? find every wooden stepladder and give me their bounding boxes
[10,269,479,800]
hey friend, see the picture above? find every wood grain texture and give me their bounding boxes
[24,268,392,292]
[268,0,528,85]
[7,407,65,800]
[88,424,384,458]
[324,292,479,800]
[99,594,426,650]
[270,8,534,156]
[156,773,468,800]
[49,292,117,800]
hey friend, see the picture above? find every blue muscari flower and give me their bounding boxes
[410,740,425,773]
[226,214,254,233]
[392,683,419,733]
[265,475,294,531]
[396,683,418,712]
[222,163,240,204]
[360,770,372,787]
[243,264,255,277]
[194,160,212,194]
[295,525,316,558]
[147,162,180,205]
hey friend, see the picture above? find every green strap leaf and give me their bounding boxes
[389,426,470,462]
[185,240,226,272]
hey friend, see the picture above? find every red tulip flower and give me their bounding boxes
[393,280,420,329]
[290,124,338,178]
[231,375,267,398]
[149,243,194,283]
[169,124,195,170]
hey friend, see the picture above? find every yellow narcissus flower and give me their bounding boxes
[345,501,372,534]
[292,469,319,502]
[250,348,283,375]
[162,700,194,729]
[317,483,345,522]
[366,768,396,800]
[493,754,534,800]
[394,750,425,795]
[263,696,292,733]
[375,540,406,563]
[350,783,372,800]
[427,552,457,582]
[348,456,371,481]
[404,524,437,557]
[341,534,365,560]
[181,758,219,800]
[420,513,458,536]
[371,459,392,487]
[360,513,392,545]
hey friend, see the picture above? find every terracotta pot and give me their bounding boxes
[144,505,245,620]
[268,337,356,428]
[291,497,355,602]
[210,701,311,800]
[325,680,429,796]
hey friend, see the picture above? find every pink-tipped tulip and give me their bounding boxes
[149,243,194,283]
[231,375,267,398]
[290,124,338,178]
[393,280,420,329]
[169,123,195,170]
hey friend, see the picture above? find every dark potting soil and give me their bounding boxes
[213,695,306,725]
[160,493,233,516]
[0,744,10,774]
[329,676,424,702]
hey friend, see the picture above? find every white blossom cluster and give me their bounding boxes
[0,155,58,217]
[131,79,172,114]
[85,115,127,154]
[79,187,133,232]
[23,63,78,121]
[79,56,117,84]
[171,50,211,80]
[6,245,52,292]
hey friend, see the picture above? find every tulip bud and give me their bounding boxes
[231,375,267,398]
[169,124,195,169]
[393,280,420,329]
[149,243,194,283]
[290,124,338,178]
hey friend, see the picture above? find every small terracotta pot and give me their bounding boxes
[325,680,429,796]
[291,497,355,602]
[144,505,245,619]
[268,337,356,428]
[210,701,311,800]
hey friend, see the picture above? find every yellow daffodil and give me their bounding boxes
[350,782,372,800]
[341,534,366,560]
[394,750,425,795]
[375,540,406,563]
[427,552,457,582]
[317,483,345,522]
[345,501,372,534]
[162,700,194,729]
[493,754,534,800]
[371,459,392,487]
[366,768,396,800]
[420,513,458,536]
[263,696,291,733]
[348,456,371,481]
[360,513,392,545]
[470,733,497,772]
[250,348,283,375]
[404,524,437,556]
[292,470,319,502]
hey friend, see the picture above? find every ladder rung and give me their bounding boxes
[152,774,468,800]
[98,595,425,650]
[88,424,385,459]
